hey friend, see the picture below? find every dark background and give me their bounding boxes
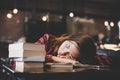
[0,0,120,43]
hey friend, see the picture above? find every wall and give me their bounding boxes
[0,10,25,42]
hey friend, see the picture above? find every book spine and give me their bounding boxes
[13,57,45,62]
[9,43,45,51]
[9,50,46,58]
[11,61,44,72]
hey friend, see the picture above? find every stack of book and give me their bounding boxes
[8,42,46,73]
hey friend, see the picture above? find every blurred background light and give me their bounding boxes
[110,21,114,27]
[42,16,47,21]
[104,21,109,26]
[6,13,12,19]
[13,8,18,14]
[69,12,74,17]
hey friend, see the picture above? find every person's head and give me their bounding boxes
[56,33,97,64]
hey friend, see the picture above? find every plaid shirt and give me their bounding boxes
[35,34,55,61]
[36,34,112,65]
[95,54,112,65]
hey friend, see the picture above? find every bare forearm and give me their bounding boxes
[52,56,78,65]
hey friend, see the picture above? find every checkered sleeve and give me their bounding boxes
[95,54,112,65]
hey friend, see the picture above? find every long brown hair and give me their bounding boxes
[53,33,98,64]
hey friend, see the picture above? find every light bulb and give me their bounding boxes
[42,16,47,21]
[7,13,12,19]
[104,21,109,26]
[69,12,74,17]
[13,8,18,14]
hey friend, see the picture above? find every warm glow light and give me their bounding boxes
[42,16,47,21]
[118,21,120,39]
[6,13,12,19]
[110,22,114,27]
[69,12,74,17]
[13,8,18,14]
[104,21,109,26]
[118,21,120,28]
[59,15,63,19]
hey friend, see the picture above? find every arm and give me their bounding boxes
[95,54,112,65]
[35,34,55,55]
[35,34,50,44]
[46,55,100,67]
[51,56,79,65]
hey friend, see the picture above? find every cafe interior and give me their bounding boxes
[0,0,120,80]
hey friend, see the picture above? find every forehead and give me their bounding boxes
[63,40,79,53]
[63,40,78,48]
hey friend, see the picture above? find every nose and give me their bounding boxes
[57,52,69,58]
[58,50,69,56]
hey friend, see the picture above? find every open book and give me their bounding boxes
[45,62,109,69]
[45,63,73,69]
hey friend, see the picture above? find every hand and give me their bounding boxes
[52,56,78,65]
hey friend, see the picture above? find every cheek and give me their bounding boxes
[58,44,65,53]
[59,42,67,50]
[75,52,80,58]
[71,52,80,60]
[71,49,80,58]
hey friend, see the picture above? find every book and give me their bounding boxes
[45,62,102,69]
[8,42,46,62]
[8,42,45,51]
[11,57,45,62]
[45,63,73,69]
[9,50,45,59]
[100,44,120,51]
[12,61,44,73]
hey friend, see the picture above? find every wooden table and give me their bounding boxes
[1,61,120,80]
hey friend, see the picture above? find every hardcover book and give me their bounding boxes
[8,42,46,62]
[9,42,45,51]
[45,63,73,69]
[12,61,44,73]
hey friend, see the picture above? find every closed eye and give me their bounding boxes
[66,43,70,49]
